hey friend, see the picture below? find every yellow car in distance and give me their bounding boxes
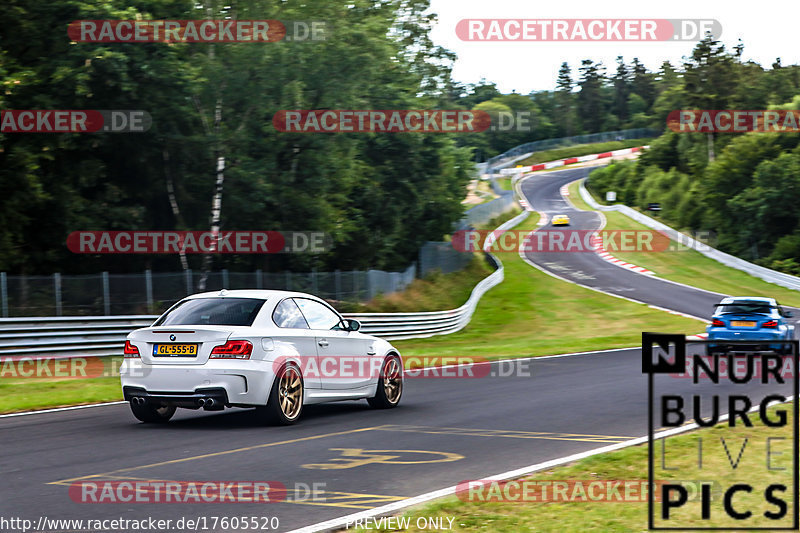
[551,214,570,226]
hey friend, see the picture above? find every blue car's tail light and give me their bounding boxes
[711,319,724,327]
[762,320,778,328]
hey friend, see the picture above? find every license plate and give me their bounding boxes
[731,321,756,327]
[153,344,198,356]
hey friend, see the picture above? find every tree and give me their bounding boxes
[577,60,607,133]
[613,56,630,124]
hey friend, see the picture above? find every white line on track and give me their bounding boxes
[287,395,795,533]
[0,401,127,419]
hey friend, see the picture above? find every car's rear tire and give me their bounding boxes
[367,355,403,409]
[257,364,304,425]
[130,402,176,423]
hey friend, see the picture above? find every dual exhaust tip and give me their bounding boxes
[131,396,215,408]
[197,398,215,408]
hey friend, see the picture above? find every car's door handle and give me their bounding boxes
[366,349,377,355]
[318,339,329,347]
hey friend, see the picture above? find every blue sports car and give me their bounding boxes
[706,296,794,355]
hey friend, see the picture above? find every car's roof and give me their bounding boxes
[184,289,321,301]
[718,296,777,305]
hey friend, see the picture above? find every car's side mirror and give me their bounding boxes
[341,319,361,332]
[785,311,794,318]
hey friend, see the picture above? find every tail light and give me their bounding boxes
[210,340,253,359]
[123,340,140,358]
[763,320,778,328]
[711,319,724,327]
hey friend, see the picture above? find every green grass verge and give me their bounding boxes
[0,357,124,413]
[392,213,702,361]
[514,139,652,167]
[495,177,513,191]
[355,404,794,532]
[568,180,800,307]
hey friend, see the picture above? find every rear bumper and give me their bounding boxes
[706,330,789,352]
[119,359,275,407]
[123,386,229,410]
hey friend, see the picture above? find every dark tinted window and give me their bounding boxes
[717,302,774,315]
[155,298,265,326]
[273,299,310,329]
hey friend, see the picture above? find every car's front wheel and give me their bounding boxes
[130,401,176,423]
[257,364,304,425]
[368,355,403,409]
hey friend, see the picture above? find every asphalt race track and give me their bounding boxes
[1,168,796,532]
[519,166,728,319]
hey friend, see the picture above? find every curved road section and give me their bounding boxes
[520,167,729,319]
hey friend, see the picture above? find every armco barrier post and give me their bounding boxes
[185,269,192,295]
[54,273,62,316]
[335,270,342,301]
[256,269,263,289]
[102,271,110,315]
[0,272,7,317]
[145,269,153,314]
[222,269,229,289]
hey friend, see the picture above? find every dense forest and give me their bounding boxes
[586,37,800,274]
[3,1,800,276]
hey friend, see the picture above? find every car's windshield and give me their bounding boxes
[717,303,774,315]
[154,298,265,326]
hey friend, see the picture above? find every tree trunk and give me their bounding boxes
[197,99,224,291]
[163,147,188,271]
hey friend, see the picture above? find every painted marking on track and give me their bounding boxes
[47,426,378,486]
[53,473,406,509]
[374,425,633,443]
[302,448,463,470]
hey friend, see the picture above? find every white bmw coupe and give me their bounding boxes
[120,290,403,424]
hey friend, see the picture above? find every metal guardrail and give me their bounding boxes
[578,179,800,292]
[484,128,659,172]
[0,210,530,357]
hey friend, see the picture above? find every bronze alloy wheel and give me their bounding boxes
[383,357,402,404]
[278,366,303,420]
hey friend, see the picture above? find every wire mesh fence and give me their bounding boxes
[0,178,519,317]
[0,264,418,317]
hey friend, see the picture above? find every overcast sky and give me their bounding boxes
[427,0,799,93]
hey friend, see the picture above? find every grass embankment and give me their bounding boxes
[514,138,652,167]
[356,404,795,532]
[393,213,702,361]
[568,180,800,308]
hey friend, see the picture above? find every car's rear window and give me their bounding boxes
[155,298,265,326]
[717,302,774,315]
